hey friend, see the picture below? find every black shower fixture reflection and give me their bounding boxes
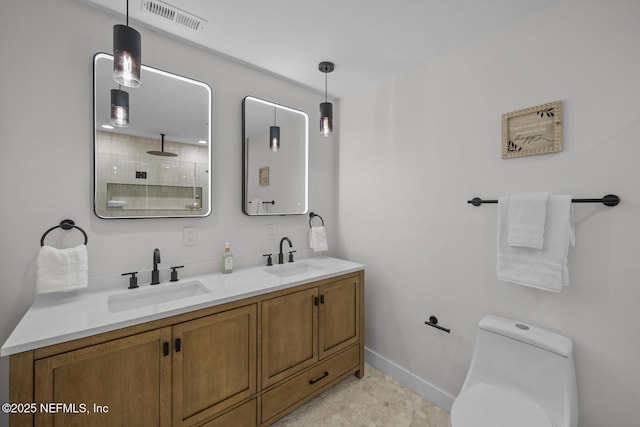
[147,133,178,157]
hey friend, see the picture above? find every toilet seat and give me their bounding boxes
[450,383,553,427]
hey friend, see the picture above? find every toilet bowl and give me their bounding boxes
[450,315,578,427]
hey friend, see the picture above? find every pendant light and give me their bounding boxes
[113,0,141,88]
[270,108,280,152]
[110,87,129,127]
[319,61,334,137]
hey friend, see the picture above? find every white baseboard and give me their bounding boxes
[364,347,455,412]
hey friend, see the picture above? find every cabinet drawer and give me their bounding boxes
[199,399,256,427]
[261,345,359,422]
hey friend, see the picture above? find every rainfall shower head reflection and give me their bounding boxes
[147,133,178,157]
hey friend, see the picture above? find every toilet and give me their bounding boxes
[450,315,578,427]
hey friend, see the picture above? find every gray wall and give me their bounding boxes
[0,0,338,420]
[337,0,640,426]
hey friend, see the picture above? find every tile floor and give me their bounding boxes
[272,363,451,427]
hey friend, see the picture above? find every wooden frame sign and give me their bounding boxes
[502,100,562,158]
[259,167,270,186]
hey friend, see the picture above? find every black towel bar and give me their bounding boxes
[40,219,88,247]
[468,194,620,207]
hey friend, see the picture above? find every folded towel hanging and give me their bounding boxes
[508,192,549,249]
[309,212,328,252]
[309,226,328,252]
[38,219,89,294]
[497,195,574,292]
[37,244,89,294]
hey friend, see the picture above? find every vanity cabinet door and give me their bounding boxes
[172,304,257,427]
[318,276,361,360]
[34,327,172,427]
[261,288,318,388]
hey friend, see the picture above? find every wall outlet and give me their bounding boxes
[267,224,276,240]
[183,226,196,246]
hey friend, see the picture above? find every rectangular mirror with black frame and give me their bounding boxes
[242,96,309,216]
[93,53,213,219]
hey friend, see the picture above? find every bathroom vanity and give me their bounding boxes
[3,257,364,427]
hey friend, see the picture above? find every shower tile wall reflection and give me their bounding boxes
[95,131,208,217]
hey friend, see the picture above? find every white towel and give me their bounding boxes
[37,244,89,294]
[309,226,329,252]
[107,200,126,209]
[497,195,575,292]
[508,192,549,249]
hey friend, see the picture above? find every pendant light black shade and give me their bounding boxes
[319,61,334,137]
[270,108,280,152]
[110,88,129,127]
[113,0,141,88]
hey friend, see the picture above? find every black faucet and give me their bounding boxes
[278,237,292,264]
[151,248,161,285]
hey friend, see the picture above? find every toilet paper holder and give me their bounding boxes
[425,316,451,334]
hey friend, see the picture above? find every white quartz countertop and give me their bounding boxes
[1,256,364,357]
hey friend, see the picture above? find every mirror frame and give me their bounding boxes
[93,52,213,219]
[242,96,309,216]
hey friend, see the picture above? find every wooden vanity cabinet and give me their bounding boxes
[261,275,361,387]
[318,276,360,359]
[30,304,257,427]
[173,304,257,426]
[34,327,173,427]
[9,270,364,427]
[260,273,363,424]
[261,287,319,388]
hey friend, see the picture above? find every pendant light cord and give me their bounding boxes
[324,72,328,102]
[126,0,129,26]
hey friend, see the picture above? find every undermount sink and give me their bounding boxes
[108,281,211,313]
[264,262,322,278]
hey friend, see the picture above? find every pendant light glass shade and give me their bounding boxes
[318,61,334,137]
[270,126,281,152]
[319,102,333,137]
[113,24,141,88]
[110,88,129,127]
[270,107,280,151]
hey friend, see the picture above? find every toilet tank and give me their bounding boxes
[461,315,578,427]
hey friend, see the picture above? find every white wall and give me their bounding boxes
[0,0,338,421]
[337,0,640,426]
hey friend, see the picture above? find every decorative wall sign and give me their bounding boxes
[502,100,562,158]
[259,167,270,186]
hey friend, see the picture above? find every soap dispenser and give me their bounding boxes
[221,242,233,274]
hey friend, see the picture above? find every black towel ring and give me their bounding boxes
[309,212,325,228]
[40,219,88,247]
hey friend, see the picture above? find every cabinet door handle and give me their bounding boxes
[320,295,325,304]
[163,341,169,357]
[314,296,319,306]
[175,338,182,352]
[309,371,329,385]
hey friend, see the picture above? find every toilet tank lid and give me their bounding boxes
[478,315,573,357]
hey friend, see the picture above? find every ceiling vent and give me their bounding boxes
[142,1,206,31]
